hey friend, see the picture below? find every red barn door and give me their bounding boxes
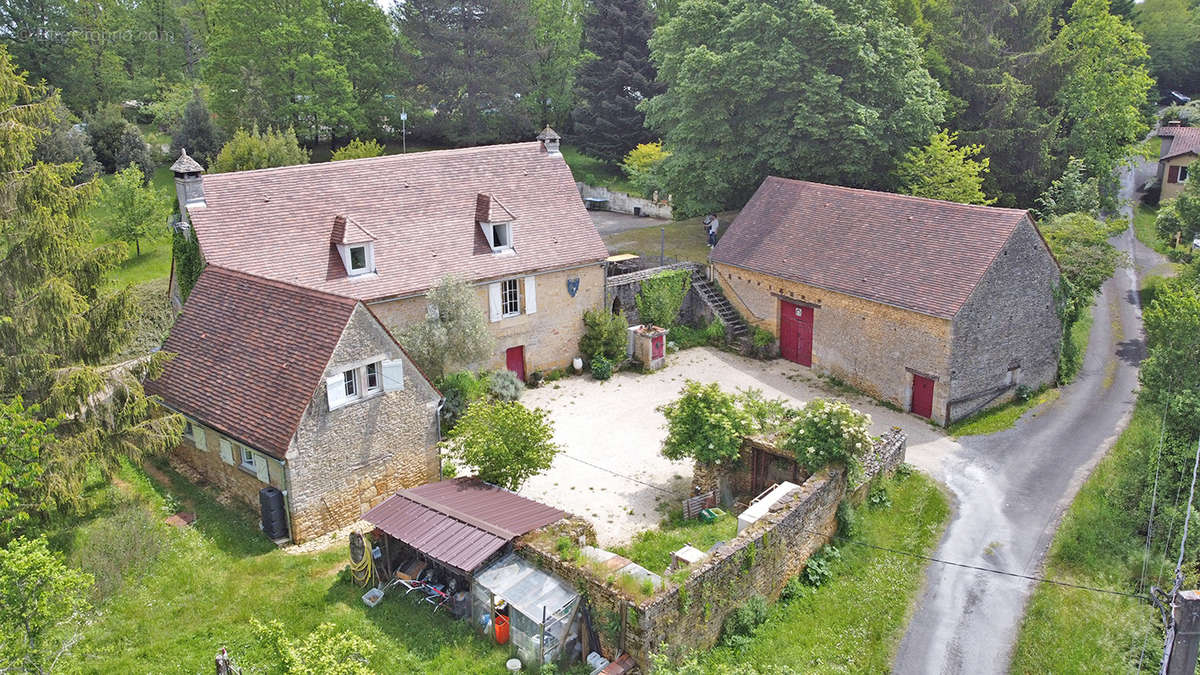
[911,374,935,419]
[505,345,526,382]
[779,300,813,367]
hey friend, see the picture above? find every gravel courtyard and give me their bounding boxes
[518,347,954,546]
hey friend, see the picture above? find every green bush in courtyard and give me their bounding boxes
[580,309,629,361]
[780,399,872,480]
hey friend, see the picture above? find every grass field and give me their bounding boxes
[600,212,740,264]
[948,388,1061,437]
[1009,399,1165,673]
[55,460,512,674]
[694,472,949,672]
[89,166,177,287]
[612,511,738,575]
[561,144,637,194]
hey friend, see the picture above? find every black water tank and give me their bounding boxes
[259,487,288,540]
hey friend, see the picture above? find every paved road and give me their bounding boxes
[894,161,1163,674]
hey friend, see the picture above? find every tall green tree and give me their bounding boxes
[34,100,100,184]
[171,92,221,168]
[896,129,994,204]
[0,47,180,517]
[100,167,172,256]
[528,0,587,129]
[1054,0,1153,203]
[572,0,660,163]
[324,0,404,139]
[1141,281,1200,442]
[86,104,152,178]
[206,0,362,140]
[210,126,309,173]
[1034,157,1100,219]
[0,399,53,542]
[0,537,95,673]
[1136,0,1200,96]
[644,0,945,216]
[397,276,494,379]
[444,400,560,491]
[395,0,535,146]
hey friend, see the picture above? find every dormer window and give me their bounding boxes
[476,193,516,253]
[330,214,377,277]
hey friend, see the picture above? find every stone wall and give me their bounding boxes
[713,262,954,424]
[286,304,442,542]
[577,182,673,219]
[370,263,605,376]
[519,431,906,669]
[948,218,1061,422]
[171,425,285,515]
[605,263,713,329]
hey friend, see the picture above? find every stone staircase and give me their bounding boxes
[690,269,750,340]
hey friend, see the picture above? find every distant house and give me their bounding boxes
[170,127,608,380]
[711,178,1062,425]
[1158,122,1198,202]
[146,266,441,542]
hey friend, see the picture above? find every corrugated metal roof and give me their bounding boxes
[364,478,564,574]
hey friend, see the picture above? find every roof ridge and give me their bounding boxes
[765,176,1030,218]
[203,141,543,181]
[203,265,360,306]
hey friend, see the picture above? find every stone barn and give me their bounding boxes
[711,177,1062,425]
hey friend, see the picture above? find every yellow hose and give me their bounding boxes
[349,533,376,588]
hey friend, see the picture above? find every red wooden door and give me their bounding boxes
[779,300,813,367]
[911,374,935,419]
[505,346,526,382]
[652,335,664,359]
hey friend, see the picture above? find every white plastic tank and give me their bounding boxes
[737,482,799,534]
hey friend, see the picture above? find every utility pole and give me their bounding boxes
[400,110,408,153]
[1162,591,1200,675]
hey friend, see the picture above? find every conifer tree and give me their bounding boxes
[572,0,661,163]
[171,92,221,168]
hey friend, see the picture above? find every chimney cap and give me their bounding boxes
[170,148,205,174]
[1167,120,1184,127]
[537,125,561,141]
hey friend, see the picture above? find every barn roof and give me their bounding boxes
[711,178,1034,319]
[188,142,608,302]
[145,266,360,458]
[364,478,565,574]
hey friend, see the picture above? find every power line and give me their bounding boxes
[560,452,1149,602]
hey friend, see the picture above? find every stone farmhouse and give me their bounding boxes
[146,266,442,543]
[170,127,609,380]
[1158,122,1197,202]
[711,177,1062,425]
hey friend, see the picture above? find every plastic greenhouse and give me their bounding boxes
[472,552,581,665]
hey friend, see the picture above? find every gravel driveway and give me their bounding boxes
[518,347,954,546]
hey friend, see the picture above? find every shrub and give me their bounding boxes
[487,370,525,401]
[780,399,873,479]
[331,138,384,161]
[437,371,487,430]
[721,594,770,646]
[527,371,544,388]
[441,462,458,478]
[443,400,559,491]
[801,545,841,587]
[703,318,726,346]
[737,387,794,435]
[752,326,774,349]
[658,380,749,465]
[591,354,614,381]
[667,323,708,350]
[867,483,892,510]
[636,270,691,328]
[620,141,670,199]
[580,309,629,361]
[779,576,806,604]
[836,500,861,539]
[398,276,495,379]
[211,125,309,173]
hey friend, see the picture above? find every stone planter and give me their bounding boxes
[631,325,669,371]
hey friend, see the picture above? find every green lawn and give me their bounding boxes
[612,511,738,575]
[56,460,512,674]
[89,166,177,287]
[691,472,949,672]
[1010,400,1164,673]
[948,388,1061,437]
[561,144,637,194]
[1133,203,1171,256]
[600,211,740,264]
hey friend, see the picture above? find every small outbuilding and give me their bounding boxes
[711,178,1062,425]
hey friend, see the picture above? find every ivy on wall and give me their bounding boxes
[172,227,203,301]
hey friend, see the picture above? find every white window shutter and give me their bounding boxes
[382,359,405,391]
[254,451,270,482]
[524,276,537,314]
[219,439,234,464]
[193,424,207,451]
[326,374,347,411]
[488,282,502,322]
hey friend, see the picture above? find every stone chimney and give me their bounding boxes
[537,125,561,155]
[1167,120,1183,127]
[170,148,206,222]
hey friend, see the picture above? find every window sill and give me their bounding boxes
[238,464,259,477]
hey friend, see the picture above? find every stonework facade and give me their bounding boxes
[286,305,441,542]
[713,262,955,423]
[948,219,1062,420]
[371,263,605,376]
[1160,153,1195,202]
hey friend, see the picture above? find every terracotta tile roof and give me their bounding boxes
[330,215,376,245]
[364,477,565,574]
[711,178,1033,319]
[475,193,515,223]
[1159,126,1200,160]
[189,142,608,301]
[145,266,359,458]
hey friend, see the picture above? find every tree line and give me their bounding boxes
[1,0,1183,215]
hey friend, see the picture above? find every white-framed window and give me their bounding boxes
[501,278,520,317]
[349,245,368,271]
[337,242,375,277]
[240,447,256,471]
[492,223,511,250]
[326,358,404,411]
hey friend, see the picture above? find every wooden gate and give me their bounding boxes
[911,373,935,419]
[779,300,813,367]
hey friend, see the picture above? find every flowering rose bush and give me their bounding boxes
[780,399,872,478]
